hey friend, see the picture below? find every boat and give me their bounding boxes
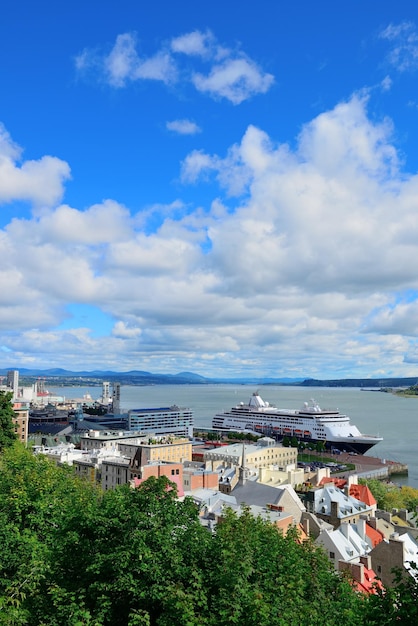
[212,392,383,454]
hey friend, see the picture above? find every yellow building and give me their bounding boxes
[203,437,297,470]
[128,438,192,469]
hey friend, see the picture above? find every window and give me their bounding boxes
[330,552,335,559]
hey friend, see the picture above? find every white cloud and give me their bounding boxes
[380,21,418,72]
[75,30,274,104]
[104,32,139,87]
[192,57,274,104]
[364,300,418,336]
[78,32,178,87]
[180,149,219,183]
[0,124,70,207]
[166,119,201,135]
[133,51,177,83]
[31,200,132,244]
[170,30,214,57]
[112,321,142,338]
[4,94,418,376]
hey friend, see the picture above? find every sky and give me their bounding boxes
[2,1,418,379]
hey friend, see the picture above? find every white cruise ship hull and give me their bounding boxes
[212,393,382,455]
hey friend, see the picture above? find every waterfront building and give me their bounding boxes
[128,405,193,438]
[112,382,121,413]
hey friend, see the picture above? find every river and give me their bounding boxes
[49,384,418,488]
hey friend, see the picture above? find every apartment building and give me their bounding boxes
[12,400,29,444]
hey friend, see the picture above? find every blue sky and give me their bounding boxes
[2,1,418,378]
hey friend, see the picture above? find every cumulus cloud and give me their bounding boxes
[112,321,142,338]
[29,200,132,244]
[170,30,215,57]
[3,95,418,376]
[75,29,274,103]
[77,32,178,87]
[0,123,70,207]
[192,57,274,104]
[166,119,201,135]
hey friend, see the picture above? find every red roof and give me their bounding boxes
[353,567,384,595]
[349,484,376,507]
[319,477,347,489]
[365,523,384,548]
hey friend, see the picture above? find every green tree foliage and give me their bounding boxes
[204,508,362,626]
[363,563,418,625]
[0,390,18,451]
[4,444,418,625]
[359,478,418,512]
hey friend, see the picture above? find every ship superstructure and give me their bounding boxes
[212,392,382,454]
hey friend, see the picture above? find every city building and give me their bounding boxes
[33,442,85,466]
[301,482,374,529]
[128,438,192,468]
[338,556,383,594]
[7,370,19,398]
[130,461,185,496]
[315,519,372,569]
[80,430,145,451]
[202,437,298,472]
[370,531,418,588]
[182,463,219,491]
[12,400,29,444]
[101,456,131,490]
[128,405,193,438]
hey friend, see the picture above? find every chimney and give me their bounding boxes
[338,560,364,584]
[350,562,365,585]
[360,555,371,569]
[357,517,366,540]
[340,522,350,538]
[331,500,339,519]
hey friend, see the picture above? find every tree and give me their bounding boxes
[0,390,17,452]
[205,507,364,626]
[10,445,418,625]
[359,478,418,512]
[363,563,418,625]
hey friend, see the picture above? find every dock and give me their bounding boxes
[335,452,408,481]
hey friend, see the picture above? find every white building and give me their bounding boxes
[128,405,193,438]
[315,519,371,569]
[7,370,19,399]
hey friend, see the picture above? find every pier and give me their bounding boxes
[335,452,408,481]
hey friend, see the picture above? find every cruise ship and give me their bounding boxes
[212,392,383,454]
